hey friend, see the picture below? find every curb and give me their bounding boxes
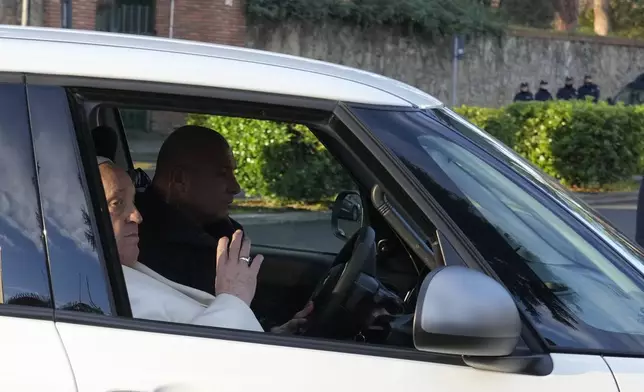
[578,192,638,206]
[233,211,331,225]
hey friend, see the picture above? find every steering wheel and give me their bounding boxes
[302,226,376,337]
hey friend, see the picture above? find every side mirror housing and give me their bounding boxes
[331,191,363,240]
[414,266,521,357]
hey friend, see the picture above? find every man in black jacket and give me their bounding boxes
[534,80,553,101]
[577,74,600,103]
[556,77,577,100]
[136,125,243,296]
[513,82,534,102]
[136,125,312,332]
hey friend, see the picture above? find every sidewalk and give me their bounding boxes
[233,210,331,226]
[234,191,641,226]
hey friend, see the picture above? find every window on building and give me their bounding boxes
[95,0,156,35]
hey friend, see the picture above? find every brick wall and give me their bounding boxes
[0,0,19,25]
[71,0,96,30]
[1,0,44,26]
[42,0,59,27]
[155,0,246,45]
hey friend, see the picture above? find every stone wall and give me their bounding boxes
[0,0,44,26]
[247,23,644,107]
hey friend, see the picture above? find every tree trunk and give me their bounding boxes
[552,0,580,31]
[593,0,610,36]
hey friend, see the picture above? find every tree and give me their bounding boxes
[552,0,580,31]
[593,0,610,35]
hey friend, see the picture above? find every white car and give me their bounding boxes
[0,25,643,392]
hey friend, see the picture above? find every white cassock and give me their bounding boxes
[122,261,264,332]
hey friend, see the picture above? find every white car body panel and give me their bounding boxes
[57,322,617,392]
[0,316,76,391]
[0,26,443,108]
[604,357,644,392]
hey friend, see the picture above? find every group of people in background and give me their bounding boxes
[514,75,600,103]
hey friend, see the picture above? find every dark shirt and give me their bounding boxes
[135,186,242,295]
[513,91,534,102]
[556,86,577,100]
[577,82,600,103]
[535,88,553,101]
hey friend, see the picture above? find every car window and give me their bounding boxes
[0,83,51,308]
[121,109,357,254]
[352,106,644,355]
[28,85,113,315]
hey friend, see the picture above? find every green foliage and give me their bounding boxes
[453,105,518,146]
[188,102,644,202]
[458,101,644,187]
[579,0,644,39]
[245,0,506,37]
[186,114,353,202]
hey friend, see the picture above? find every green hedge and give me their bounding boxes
[188,101,644,202]
[455,101,644,187]
[246,0,505,37]
[186,114,353,202]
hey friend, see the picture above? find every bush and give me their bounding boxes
[246,0,506,38]
[186,114,353,202]
[458,101,644,187]
[188,101,644,202]
[453,105,518,147]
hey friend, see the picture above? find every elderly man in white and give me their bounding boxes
[98,156,264,331]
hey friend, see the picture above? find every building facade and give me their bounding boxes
[1,0,246,45]
[1,0,248,134]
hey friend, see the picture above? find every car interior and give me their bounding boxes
[77,90,449,350]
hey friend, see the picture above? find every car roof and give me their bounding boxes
[0,26,443,108]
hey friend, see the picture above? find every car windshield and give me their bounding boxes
[352,106,644,355]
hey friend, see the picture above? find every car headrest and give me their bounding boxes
[91,125,118,162]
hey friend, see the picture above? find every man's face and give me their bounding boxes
[520,86,528,92]
[181,145,241,223]
[585,77,592,85]
[100,163,142,267]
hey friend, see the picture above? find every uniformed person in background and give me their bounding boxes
[577,74,600,103]
[513,82,534,102]
[534,80,553,101]
[556,77,577,100]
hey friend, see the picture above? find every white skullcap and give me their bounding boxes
[97,156,114,166]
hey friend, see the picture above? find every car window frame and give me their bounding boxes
[0,75,54,321]
[23,74,551,374]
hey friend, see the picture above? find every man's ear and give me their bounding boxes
[168,167,189,196]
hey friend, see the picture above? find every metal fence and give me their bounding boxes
[95,0,155,35]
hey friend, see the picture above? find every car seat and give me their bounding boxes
[91,125,152,192]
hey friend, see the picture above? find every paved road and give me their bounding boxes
[239,193,641,253]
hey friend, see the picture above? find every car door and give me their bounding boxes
[604,357,644,392]
[0,80,76,391]
[31,80,621,392]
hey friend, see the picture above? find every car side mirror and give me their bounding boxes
[331,191,363,240]
[414,266,521,357]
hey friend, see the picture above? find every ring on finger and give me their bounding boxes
[239,256,252,266]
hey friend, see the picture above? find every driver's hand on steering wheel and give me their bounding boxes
[270,301,314,334]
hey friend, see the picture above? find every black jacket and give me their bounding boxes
[577,83,600,103]
[556,86,577,100]
[513,91,534,102]
[135,187,242,295]
[535,88,553,101]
